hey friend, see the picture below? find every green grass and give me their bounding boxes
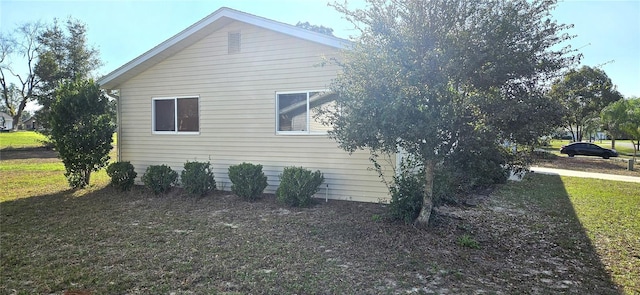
[495,174,640,294]
[0,157,66,202]
[561,177,640,291]
[0,156,111,202]
[0,131,47,149]
[0,136,117,201]
[0,131,117,150]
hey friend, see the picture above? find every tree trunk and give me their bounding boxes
[84,169,91,187]
[414,158,435,227]
[11,99,28,131]
[568,127,576,142]
[576,126,582,142]
[611,138,616,149]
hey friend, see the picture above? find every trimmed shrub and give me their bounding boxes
[181,161,216,196]
[228,162,268,201]
[276,166,324,207]
[106,161,137,191]
[142,164,178,195]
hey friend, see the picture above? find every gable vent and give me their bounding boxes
[228,32,241,54]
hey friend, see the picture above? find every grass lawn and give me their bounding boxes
[561,177,640,291]
[0,131,117,151]
[494,175,640,294]
[0,131,47,149]
[1,150,638,294]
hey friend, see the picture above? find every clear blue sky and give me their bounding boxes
[2,0,639,100]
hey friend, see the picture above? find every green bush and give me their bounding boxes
[181,161,216,196]
[106,161,137,191]
[388,161,424,224]
[228,162,268,201]
[48,79,115,188]
[142,165,178,195]
[276,166,324,207]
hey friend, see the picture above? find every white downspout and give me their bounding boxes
[106,90,121,162]
[325,183,329,202]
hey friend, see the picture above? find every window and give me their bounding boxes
[152,97,199,134]
[276,90,336,134]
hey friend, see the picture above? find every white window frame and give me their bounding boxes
[275,90,330,135]
[152,96,200,135]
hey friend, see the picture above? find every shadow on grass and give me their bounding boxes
[0,185,154,294]
[494,173,623,294]
[0,147,57,160]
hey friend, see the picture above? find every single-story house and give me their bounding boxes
[21,116,39,130]
[0,112,14,131]
[97,7,394,202]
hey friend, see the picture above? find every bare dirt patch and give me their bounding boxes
[1,185,623,294]
[0,148,629,294]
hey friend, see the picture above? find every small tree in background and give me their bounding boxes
[49,79,114,188]
[1,18,101,131]
[1,22,45,131]
[550,66,623,142]
[601,99,630,149]
[620,98,640,160]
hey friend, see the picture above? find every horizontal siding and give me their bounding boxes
[117,20,393,203]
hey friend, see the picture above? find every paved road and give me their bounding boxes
[529,166,640,183]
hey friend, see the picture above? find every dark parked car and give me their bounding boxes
[560,142,618,159]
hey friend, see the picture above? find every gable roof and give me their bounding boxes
[98,7,351,90]
[0,112,13,121]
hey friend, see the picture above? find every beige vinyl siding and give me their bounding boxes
[117,21,393,203]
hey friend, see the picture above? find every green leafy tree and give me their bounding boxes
[327,0,576,226]
[49,79,114,188]
[35,18,102,131]
[550,66,623,142]
[601,98,631,149]
[36,18,101,105]
[0,18,101,132]
[620,98,640,159]
[295,21,334,36]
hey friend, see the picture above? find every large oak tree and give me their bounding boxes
[326,0,576,226]
[550,66,623,142]
[0,23,44,130]
[0,18,100,130]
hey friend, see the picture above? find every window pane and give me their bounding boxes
[154,99,175,131]
[177,97,199,132]
[278,93,307,131]
[309,92,336,133]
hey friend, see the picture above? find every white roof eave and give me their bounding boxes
[98,7,352,90]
